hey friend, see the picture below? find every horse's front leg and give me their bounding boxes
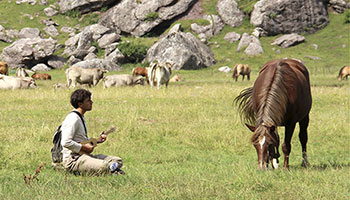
[299,115,310,167]
[282,123,296,169]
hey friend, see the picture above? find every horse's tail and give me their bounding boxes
[234,87,256,126]
[338,66,345,80]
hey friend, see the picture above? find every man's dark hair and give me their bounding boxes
[70,89,92,109]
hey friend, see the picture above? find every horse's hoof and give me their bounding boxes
[301,160,310,168]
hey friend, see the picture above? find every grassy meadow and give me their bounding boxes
[0,0,349,199]
[0,68,349,199]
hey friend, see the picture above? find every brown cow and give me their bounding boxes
[132,66,149,83]
[132,66,147,77]
[32,72,52,80]
[0,61,8,75]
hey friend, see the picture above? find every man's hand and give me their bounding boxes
[97,131,107,144]
[81,142,94,154]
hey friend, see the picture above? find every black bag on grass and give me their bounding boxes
[51,125,63,164]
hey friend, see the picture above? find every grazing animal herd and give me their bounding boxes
[0,60,348,91]
[0,58,348,171]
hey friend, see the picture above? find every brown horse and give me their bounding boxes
[337,66,350,80]
[232,64,251,81]
[234,59,312,170]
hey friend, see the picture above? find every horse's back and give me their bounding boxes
[235,64,250,75]
[255,59,312,124]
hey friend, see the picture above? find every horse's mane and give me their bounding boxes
[234,61,291,127]
[256,62,290,126]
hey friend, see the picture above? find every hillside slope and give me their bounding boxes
[0,0,349,76]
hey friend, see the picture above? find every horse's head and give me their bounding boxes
[246,123,280,170]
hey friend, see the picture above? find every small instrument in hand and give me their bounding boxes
[80,126,116,147]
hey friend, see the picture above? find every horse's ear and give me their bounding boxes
[245,124,256,132]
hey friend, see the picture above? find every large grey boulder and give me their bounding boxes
[63,24,115,60]
[5,29,20,40]
[271,33,305,48]
[244,42,264,55]
[216,0,244,27]
[144,24,216,70]
[97,33,120,48]
[67,30,93,59]
[191,15,225,38]
[0,25,12,43]
[105,48,125,64]
[58,0,116,14]
[72,58,121,71]
[43,25,59,37]
[0,38,57,68]
[99,0,197,37]
[47,55,66,69]
[224,32,241,43]
[329,0,350,13]
[237,33,263,55]
[250,0,329,35]
[44,6,58,17]
[82,24,112,40]
[18,27,42,39]
[32,63,51,71]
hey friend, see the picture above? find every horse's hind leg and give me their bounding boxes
[299,115,310,167]
[282,123,296,169]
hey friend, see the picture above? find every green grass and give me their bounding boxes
[0,69,349,199]
[0,2,349,199]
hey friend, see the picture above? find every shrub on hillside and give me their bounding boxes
[145,12,159,22]
[117,42,148,63]
[344,10,350,24]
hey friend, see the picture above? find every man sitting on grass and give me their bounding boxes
[61,89,124,175]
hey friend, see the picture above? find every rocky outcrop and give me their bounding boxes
[47,55,66,69]
[63,24,114,59]
[44,6,58,17]
[237,33,263,55]
[271,33,305,48]
[0,25,13,43]
[72,58,121,71]
[0,37,57,68]
[224,32,241,43]
[329,0,350,13]
[32,63,51,71]
[216,0,244,27]
[250,0,329,35]
[43,25,59,37]
[18,27,42,39]
[144,24,216,70]
[99,0,197,37]
[190,15,225,40]
[58,0,117,14]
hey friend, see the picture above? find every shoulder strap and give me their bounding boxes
[71,111,87,135]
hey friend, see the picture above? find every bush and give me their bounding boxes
[117,42,148,63]
[145,12,159,22]
[344,10,350,24]
[65,9,81,18]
